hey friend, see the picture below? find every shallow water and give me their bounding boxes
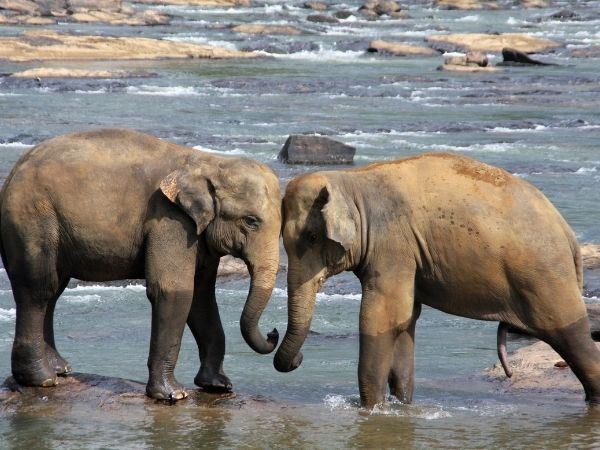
[1,0,600,447]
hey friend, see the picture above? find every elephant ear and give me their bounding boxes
[160,170,215,235]
[320,184,356,251]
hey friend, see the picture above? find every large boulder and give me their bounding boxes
[438,51,498,72]
[278,135,355,165]
[231,24,305,35]
[435,0,498,9]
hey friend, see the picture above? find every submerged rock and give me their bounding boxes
[278,135,355,165]
[367,39,438,57]
[307,14,338,24]
[0,30,257,62]
[231,24,305,35]
[0,373,237,413]
[435,0,499,9]
[303,1,328,10]
[438,51,497,72]
[426,33,561,54]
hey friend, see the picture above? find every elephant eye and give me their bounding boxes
[307,231,318,245]
[243,215,260,229]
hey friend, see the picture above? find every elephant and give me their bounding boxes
[272,151,600,408]
[0,128,281,401]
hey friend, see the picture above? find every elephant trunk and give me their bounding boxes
[274,281,316,372]
[239,247,279,354]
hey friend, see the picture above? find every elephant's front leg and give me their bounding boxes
[188,255,232,392]
[145,218,198,401]
[358,270,416,409]
[388,303,421,404]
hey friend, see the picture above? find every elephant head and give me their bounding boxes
[274,173,359,372]
[160,154,282,354]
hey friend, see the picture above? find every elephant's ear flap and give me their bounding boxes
[160,170,215,235]
[320,185,356,251]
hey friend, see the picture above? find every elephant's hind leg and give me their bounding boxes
[188,255,232,392]
[11,270,66,387]
[44,278,71,375]
[542,317,600,405]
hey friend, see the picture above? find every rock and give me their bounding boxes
[217,255,249,279]
[582,244,600,270]
[358,0,405,18]
[306,14,338,23]
[278,135,355,165]
[0,30,258,62]
[9,68,139,78]
[438,64,499,73]
[303,1,328,10]
[484,340,598,394]
[0,0,41,15]
[570,46,600,58]
[439,51,493,71]
[231,24,305,35]
[435,0,498,10]
[0,373,237,413]
[500,47,552,65]
[334,10,353,19]
[520,0,549,7]
[545,9,579,21]
[426,33,561,54]
[367,39,438,57]
[0,0,173,25]
[131,0,250,5]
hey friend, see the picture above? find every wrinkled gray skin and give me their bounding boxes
[0,129,281,401]
[274,152,600,409]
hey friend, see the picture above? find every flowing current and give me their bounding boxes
[1,0,600,447]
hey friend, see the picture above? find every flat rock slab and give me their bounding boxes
[426,33,561,54]
[0,373,239,414]
[367,40,438,57]
[0,30,257,62]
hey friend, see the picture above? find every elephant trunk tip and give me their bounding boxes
[267,328,279,346]
[274,351,303,373]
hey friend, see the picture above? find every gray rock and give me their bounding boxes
[306,13,338,23]
[278,135,355,165]
[334,10,353,19]
[500,47,552,66]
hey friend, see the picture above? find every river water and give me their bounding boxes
[1,0,600,448]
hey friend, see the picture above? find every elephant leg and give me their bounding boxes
[11,263,64,387]
[388,303,421,404]
[188,255,232,392]
[358,270,416,409]
[43,278,71,376]
[144,219,197,401]
[542,318,600,405]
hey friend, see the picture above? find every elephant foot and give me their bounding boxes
[194,369,233,393]
[146,375,188,402]
[47,347,72,376]
[12,356,58,388]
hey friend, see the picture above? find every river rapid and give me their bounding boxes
[1,0,600,448]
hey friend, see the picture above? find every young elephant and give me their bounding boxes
[0,129,281,401]
[274,152,600,408]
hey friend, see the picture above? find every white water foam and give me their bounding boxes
[0,142,34,149]
[74,89,107,95]
[456,15,480,22]
[64,284,146,293]
[193,145,250,156]
[165,35,239,51]
[575,166,597,174]
[0,308,16,322]
[269,49,372,63]
[126,85,207,97]
[62,294,102,304]
[486,125,548,133]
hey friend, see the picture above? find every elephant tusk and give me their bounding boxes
[497,322,513,378]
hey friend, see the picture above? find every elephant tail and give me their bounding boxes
[497,322,513,378]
